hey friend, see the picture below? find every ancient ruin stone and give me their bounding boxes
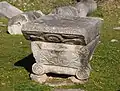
[50,0,97,17]
[22,15,101,44]
[75,0,97,17]
[8,11,44,34]
[22,15,102,84]
[30,74,48,84]
[0,1,23,18]
[50,6,79,17]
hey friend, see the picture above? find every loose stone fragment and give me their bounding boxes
[0,1,23,18]
[8,11,44,34]
[50,6,79,17]
[30,74,48,84]
[75,0,97,17]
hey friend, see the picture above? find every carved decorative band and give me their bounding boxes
[23,31,86,45]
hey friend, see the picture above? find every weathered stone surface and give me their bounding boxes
[22,15,101,44]
[0,1,23,18]
[8,11,44,34]
[30,74,48,84]
[50,6,79,17]
[50,0,97,17]
[22,15,102,84]
[30,36,99,81]
[75,0,97,17]
[68,76,88,84]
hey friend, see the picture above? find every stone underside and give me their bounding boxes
[22,15,102,84]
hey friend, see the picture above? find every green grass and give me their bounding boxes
[0,0,120,91]
[0,0,75,14]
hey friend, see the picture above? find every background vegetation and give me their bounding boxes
[0,0,120,91]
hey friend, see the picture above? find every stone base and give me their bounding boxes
[68,76,88,84]
[30,74,48,84]
[8,11,44,35]
[30,73,88,86]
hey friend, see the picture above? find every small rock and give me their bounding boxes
[117,50,120,52]
[111,39,118,43]
[30,74,48,84]
[99,41,101,43]
[113,27,120,31]
[1,82,5,85]
[20,42,22,44]
[48,76,53,79]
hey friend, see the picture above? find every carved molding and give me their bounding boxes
[23,31,86,45]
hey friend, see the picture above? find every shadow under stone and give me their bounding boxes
[47,73,72,78]
[76,0,80,2]
[14,54,71,78]
[14,53,35,73]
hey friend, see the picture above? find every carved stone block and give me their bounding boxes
[22,15,102,83]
